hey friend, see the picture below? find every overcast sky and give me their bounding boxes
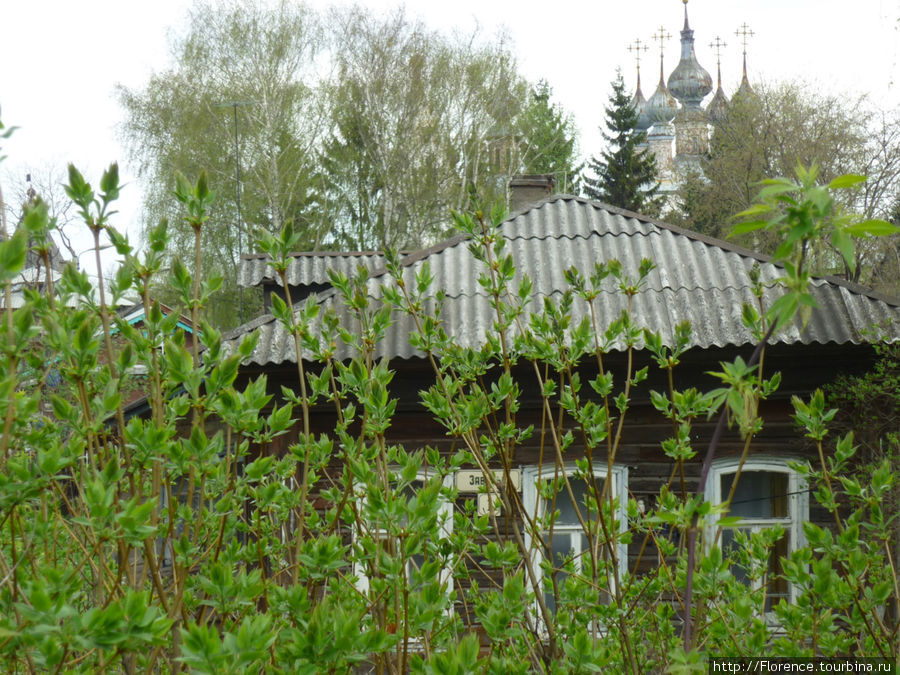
[1,0,898,265]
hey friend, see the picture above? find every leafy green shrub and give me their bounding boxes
[0,116,897,674]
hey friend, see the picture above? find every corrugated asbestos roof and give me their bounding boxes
[240,251,388,288]
[226,196,900,366]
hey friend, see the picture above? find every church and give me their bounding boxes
[630,1,755,196]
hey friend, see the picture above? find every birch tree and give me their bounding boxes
[320,7,528,250]
[117,0,329,326]
[118,1,579,324]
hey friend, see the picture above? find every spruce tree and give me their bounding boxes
[583,72,661,215]
[517,81,583,193]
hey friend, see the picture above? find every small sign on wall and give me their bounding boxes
[456,469,521,493]
[477,492,500,517]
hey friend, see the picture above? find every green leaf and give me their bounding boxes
[0,232,27,282]
[100,162,120,201]
[843,219,899,236]
[50,395,73,421]
[107,227,132,256]
[173,170,192,204]
[65,164,93,207]
[768,293,801,329]
[756,181,798,201]
[728,220,767,237]
[22,200,50,235]
[826,174,866,189]
[733,203,771,219]
[740,302,760,328]
[196,170,210,201]
[717,516,744,528]
[830,228,856,274]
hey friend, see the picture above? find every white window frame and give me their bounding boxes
[704,457,808,608]
[522,462,629,616]
[352,469,454,602]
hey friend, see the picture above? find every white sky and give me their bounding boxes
[1,0,899,266]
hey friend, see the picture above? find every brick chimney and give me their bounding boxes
[509,174,556,212]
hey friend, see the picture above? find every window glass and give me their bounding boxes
[526,466,627,617]
[720,471,788,519]
[354,473,452,596]
[709,462,805,614]
[548,476,604,525]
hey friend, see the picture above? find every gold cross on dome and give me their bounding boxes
[628,38,650,68]
[735,22,755,54]
[709,36,727,67]
[652,27,672,59]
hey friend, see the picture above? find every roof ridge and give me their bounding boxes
[350,282,871,303]
[241,250,391,260]
[222,311,280,342]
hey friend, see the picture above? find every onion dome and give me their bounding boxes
[706,37,729,122]
[707,80,728,123]
[734,22,755,99]
[631,72,651,132]
[735,51,755,98]
[667,1,712,108]
[646,57,678,127]
[628,39,652,132]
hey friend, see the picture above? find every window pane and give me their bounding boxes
[398,480,423,526]
[544,475,607,525]
[721,528,750,585]
[531,468,627,617]
[721,528,790,612]
[408,552,426,588]
[401,481,422,499]
[545,533,575,613]
[721,471,788,519]
[377,534,399,557]
[765,533,789,612]
[400,480,437,585]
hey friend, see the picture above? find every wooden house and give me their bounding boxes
[225,191,900,622]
